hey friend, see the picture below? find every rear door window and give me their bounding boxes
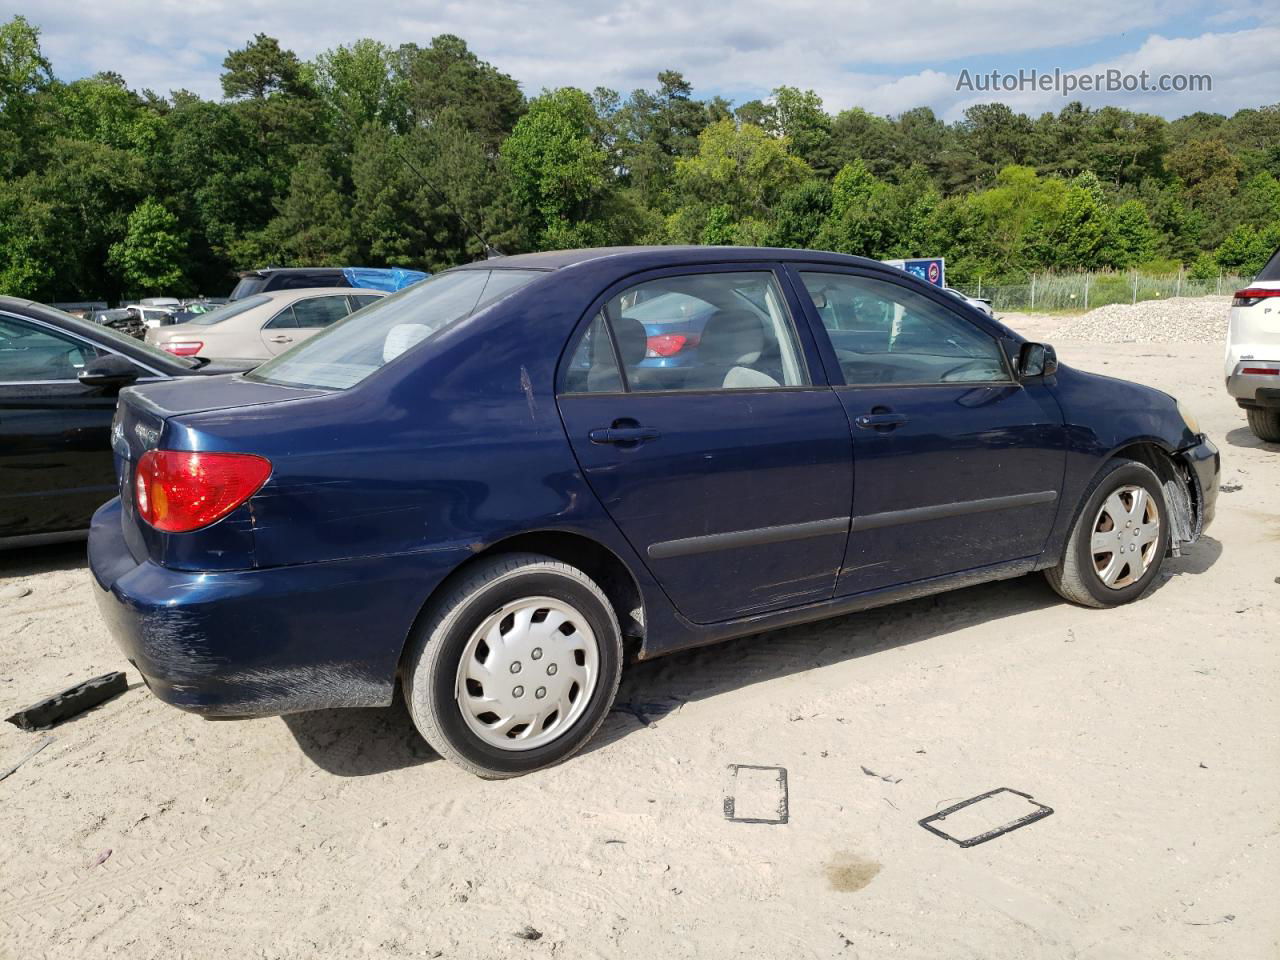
[291,296,352,329]
[264,306,299,329]
[563,271,809,393]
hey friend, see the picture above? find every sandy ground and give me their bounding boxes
[1,319,1277,960]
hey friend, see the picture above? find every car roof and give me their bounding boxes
[255,287,384,302]
[239,266,352,277]
[452,245,887,273]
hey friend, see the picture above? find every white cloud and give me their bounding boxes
[11,0,1274,120]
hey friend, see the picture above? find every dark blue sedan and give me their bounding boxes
[89,247,1219,777]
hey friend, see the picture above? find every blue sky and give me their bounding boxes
[9,1,1278,120]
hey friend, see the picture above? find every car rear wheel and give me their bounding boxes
[1246,407,1280,442]
[403,553,623,778]
[1045,459,1170,608]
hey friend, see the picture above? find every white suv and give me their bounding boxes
[1226,247,1280,442]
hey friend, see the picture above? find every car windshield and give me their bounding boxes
[38,305,200,368]
[185,294,271,325]
[248,269,543,390]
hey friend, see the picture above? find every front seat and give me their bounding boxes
[690,309,779,389]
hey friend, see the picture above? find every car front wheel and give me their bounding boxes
[404,553,623,778]
[1046,459,1171,608]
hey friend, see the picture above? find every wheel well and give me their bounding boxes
[395,532,646,682]
[1110,441,1179,485]
[481,532,643,640]
[1108,440,1201,540]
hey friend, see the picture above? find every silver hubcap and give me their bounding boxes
[1090,484,1161,589]
[455,597,599,751]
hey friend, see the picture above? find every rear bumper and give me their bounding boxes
[88,498,468,717]
[1225,365,1280,405]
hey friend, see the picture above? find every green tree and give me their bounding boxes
[312,39,408,148]
[611,70,729,210]
[830,107,900,178]
[768,179,832,248]
[109,198,187,295]
[396,35,525,156]
[1104,199,1158,267]
[268,149,358,264]
[668,119,811,242]
[772,86,836,176]
[499,88,614,249]
[0,15,53,175]
[815,160,901,257]
[222,33,307,100]
[1215,223,1280,276]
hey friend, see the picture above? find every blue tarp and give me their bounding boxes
[342,267,430,292]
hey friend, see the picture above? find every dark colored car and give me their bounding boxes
[229,267,428,301]
[88,247,1219,778]
[0,297,252,547]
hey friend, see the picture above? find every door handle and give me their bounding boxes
[269,335,293,344]
[854,412,909,430]
[589,426,661,445]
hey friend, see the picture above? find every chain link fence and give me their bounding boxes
[950,271,1246,312]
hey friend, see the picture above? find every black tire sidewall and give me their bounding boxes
[422,569,621,776]
[1072,463,1170,605]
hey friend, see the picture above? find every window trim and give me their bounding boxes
[0,310,170,386]
[556,261,829,398]
[785,265,1017,389]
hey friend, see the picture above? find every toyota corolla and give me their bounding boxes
[89,247,1219,778]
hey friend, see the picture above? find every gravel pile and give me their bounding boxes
[1053,296,1231,343]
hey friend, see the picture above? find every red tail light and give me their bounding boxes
[1241,367,1279,376]
[161,341,204,356]
[1232,288,1280,307]
[135,450,271,533]
[646,333,698,358]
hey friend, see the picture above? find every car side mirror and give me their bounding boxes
[79,354,142,389]
[1017,342,1058,379]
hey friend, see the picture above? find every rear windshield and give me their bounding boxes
[229,275,267,300]
[1256,246,1280,282]
[247,269,543,389]
[186,294,271,325]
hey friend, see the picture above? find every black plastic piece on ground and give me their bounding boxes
[5,672,128,731]
[723,764,789,824]
[918,787,1053,847]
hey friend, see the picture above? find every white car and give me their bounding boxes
[146,287,386,362]
[1225,248,1280,442]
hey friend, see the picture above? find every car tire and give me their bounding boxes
[1045,459,1171,609]
[403,552,623,778]
[1246,407,1280,443]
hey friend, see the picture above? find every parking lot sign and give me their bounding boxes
[883,257,946,288]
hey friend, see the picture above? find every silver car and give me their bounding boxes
[944,286,995,317]
[146,288,386,362]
